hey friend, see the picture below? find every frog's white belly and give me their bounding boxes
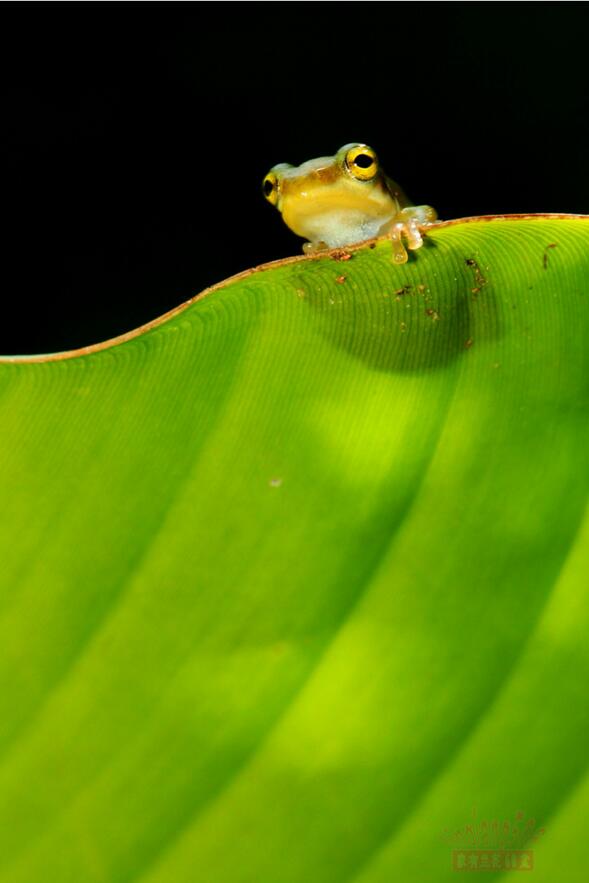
[297,210,395,248]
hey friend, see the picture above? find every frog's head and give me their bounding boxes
[262,144,396,246]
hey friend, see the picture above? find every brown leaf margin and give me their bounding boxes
[2,214,588,365]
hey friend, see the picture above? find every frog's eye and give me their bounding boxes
[262,172,279,205]
[345,145,379,181]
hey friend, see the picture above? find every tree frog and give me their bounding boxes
[262,143,437,264]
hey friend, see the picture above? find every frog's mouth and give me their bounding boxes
[282,184,386,220]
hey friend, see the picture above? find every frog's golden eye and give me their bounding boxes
[345,145,379,181]
[262,172,279,205]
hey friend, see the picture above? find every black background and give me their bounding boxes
[1,3,588,354]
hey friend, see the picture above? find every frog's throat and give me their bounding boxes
[283,206,398,249]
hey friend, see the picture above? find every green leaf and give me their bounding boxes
[0,216,588,882]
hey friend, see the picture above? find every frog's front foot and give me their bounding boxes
[302,240,330,255]
[381,206,437,264]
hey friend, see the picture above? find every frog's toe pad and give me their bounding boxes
[303,240,329,255]
[388,222,418,264]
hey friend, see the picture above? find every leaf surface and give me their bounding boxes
[0,216,588,882]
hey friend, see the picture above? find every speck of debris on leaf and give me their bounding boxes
[269,477,283,488]
[335,275,346,284]
[400,321,407,333]
[331,250,352,262]
[543,242,558,270]
[425,308,440,321]
[464,338,474,349]
[394,285,413,300]
[465,257,488,295]
[295,288,306,299]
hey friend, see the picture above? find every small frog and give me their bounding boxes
[263,143,437,263]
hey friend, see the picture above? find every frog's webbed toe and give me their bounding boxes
[302,240,330,255]
[381,205,437,264]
